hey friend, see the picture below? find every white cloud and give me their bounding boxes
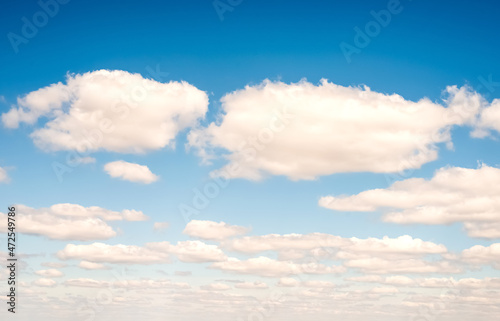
[58,240,226,265]
[464,222,500,239]
[78,261,110,270]
[461,243,500,269]
[320,165,500,239]
[153,222,169,231]
[0,167,9,183]
[0,203,147,241]
[200,283,231,291]
[222,233,348,254]
[210,256,345,277]
[189,81,481,180]
[471,99,500,137]
[301,280,336,288]
[277,277,299,287]
[64,278,110,288]
[147,240,228,263]
[34,269,64,277]
[184,220,250,241]
[47,203,148,221]
[223,233,447,263]
[384,275,416,286]
[0,211,116,241]
[343,257,461,274]
[347,275,415,286]
[104,160,159,184]
[2,70,208,154]
[33,278,57,287]
[234,281,268,289]
[57,243,170,264]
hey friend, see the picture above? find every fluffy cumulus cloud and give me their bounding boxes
[461,243,500,269]
[0,203,147,241]
[188,80,482,180]
[1,70,208,154]
[223,233,446,260]
[221,232,452,275]
[183,220,250,241]
[222,233,348,254]
[33,278,57,287]
[58,240,227,265]
[104,160,159,184]
[78,261,110,270]
[471,98,500,137]
[210,256,345,277]
[35,269,64,277]
[57,243,170,264]
[147,240,228,263]
[320,165,500,239]
[200,283,231,291]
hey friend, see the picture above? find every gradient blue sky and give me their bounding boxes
[1,1,500,320]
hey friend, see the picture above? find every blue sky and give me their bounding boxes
[1,0,500,320]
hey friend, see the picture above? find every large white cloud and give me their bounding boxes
[183,220,250,241]
[147,240,228,263]
[461,243,500,269]
[188,80,481,180]
[57,242,170,264]
[2,70,208,154]
[44,203,148,221]
[210,256,345,277]
[0,203,147,241]
[320,165,500,239]
[223,233,447,261]
[57,240,227,265]
[104,160,159,184]
[222,233,348,254]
